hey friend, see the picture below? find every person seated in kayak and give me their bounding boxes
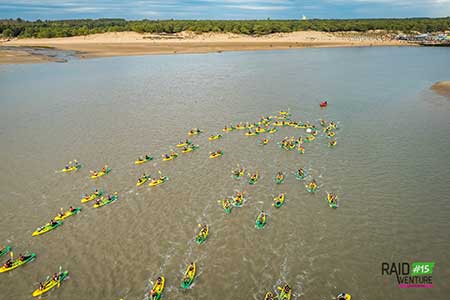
[69,206,75,212]
[170,151,177,156]
[297,168,304,176]
[336,293,349,300]
[4,258,12,268]
[58,211,65,218]
[74,160,80,167]
[276,172,283,179]
[94,189,100,195]
[50,219,57,226]
[283,285,291,293]
[95,199,101,206]
[39,282,45,290]
[65,165,70,170]
[19,253,25,261]
[200,225,207,234]
[145,154,152,160]
[91,171,98,176]
[52,273,59,281]
[101,166,107,172]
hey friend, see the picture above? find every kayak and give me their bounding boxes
[93,193,118,208]
[209,151,223,159]
[232,194,245,207]
[268,128,278,134]
[255,212,267,229]
[264,291,277,300]
[327,131,336,138]
[32,221,63,236]
[81,190,103,203]
[162,153,178,161]
[337,293,352,300]
[320,101,328,107]
[32,270,69,297]
[261,139,269,145]
[208,134,222,140]
[279,110,290,116]
[274,173,285,184]
[222,127,234,132]
[149,277,165,300]
[176,141,191,148]
[294,170,307,180]
[182,145,199,153]
[248,173,259,185]
[278,285,292,300]
[90,167,111,179]
[195,225,209,244]
[136,176,149,186]
[236,124,246,130]
[273,121,286,127]
[135,156,153,165]
[297,145,305,154]
[255,127,266,133]
[181,262,196,289]
[306,183,318,193]
[55,207,81,221]
[327,193,338,209]
[221,198,232,214]
[305,135,315,142]
[0,246,11,258]
[149,176,169,187]
[231,168,245,179]
[245,131,258,136]
[60,164,81,173]
[329,140,337,147]
[0,253,36,273]
[273,193,285,208]
[188,129,202,136]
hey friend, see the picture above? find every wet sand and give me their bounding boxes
[0,31,410,64]
[431,81,450,99]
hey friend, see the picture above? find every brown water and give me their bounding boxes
[0,47,449,300]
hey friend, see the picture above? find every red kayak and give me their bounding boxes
[320,101,328,107]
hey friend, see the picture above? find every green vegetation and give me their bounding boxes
[1,18,449,38]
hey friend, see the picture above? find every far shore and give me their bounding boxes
[0,31,413,64]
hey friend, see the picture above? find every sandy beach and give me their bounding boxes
[431,81,450,99]
[0,31,410,64]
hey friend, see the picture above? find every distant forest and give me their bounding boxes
[1,18,449,38]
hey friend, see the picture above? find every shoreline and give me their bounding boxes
[0,31,413,64]
[431,81,450,99]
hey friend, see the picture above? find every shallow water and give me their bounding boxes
[0,47,449,300]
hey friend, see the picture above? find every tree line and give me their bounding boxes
[1,18,449,38]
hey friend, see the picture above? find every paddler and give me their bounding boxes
[101,165,107,173]
[297,168,304,176]
[69,206,75,212]
[19,253,25,261]
[283,285,291,294]
[95,199,101,206]
[52,273,58,281]
[145,154,152,160]
[3,258,12,268]
[50,219,57,226]
[38,282,45,290]
[276,172,283,180]
[200,225,207,235]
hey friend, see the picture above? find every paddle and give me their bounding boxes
[57,265,62,288]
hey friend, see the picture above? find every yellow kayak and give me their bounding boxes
[236,124,246,130]
[0,253,36,273]
[209,151,223,159]
[149,176,169,187]
[134,156,153,165]
[208,134,222,140]
[60,164,81,173]
[181,262,196,288]
[162,153,178,161]
[176,141,191,148]
[149,276,165,300]
[245,131,258,136]
[255,127,266,133]
[32,221,63,236]
[81,190,103,203]
[90,167,111,179]
[136,176,149,186]
[222,126,233,132]
[32,270,69,297]
[268,128,278,133]
[188,129,202,136]
[54,207,81,221]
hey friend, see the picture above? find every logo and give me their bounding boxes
[381,262,435,288]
